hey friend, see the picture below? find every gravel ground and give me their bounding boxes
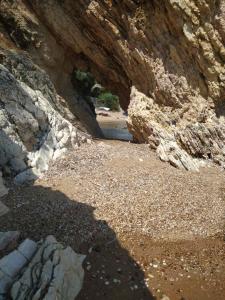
[44,140,225,241]
[0,140,225,300]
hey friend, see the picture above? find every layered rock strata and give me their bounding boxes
[0,233,85,300]
[0,0,225,169]
[0,50,90,186]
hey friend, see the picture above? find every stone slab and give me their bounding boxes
[0,250,27,278]
[18,239,37,261]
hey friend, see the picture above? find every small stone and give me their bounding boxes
[161,295,170,300]
[113,278,121,284]
[86,265,91,271]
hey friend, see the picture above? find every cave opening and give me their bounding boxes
[72,69,133,141]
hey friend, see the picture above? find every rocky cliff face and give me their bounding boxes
[0,0,225,172]
[0,49,90,188]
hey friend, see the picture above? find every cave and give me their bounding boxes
[72,68,133,141]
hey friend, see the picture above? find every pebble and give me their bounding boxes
[113,278,121,284]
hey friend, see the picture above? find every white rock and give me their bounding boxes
[18,239,37,260]
[0,60,90,187]
[11,236,85,300]
[0,250,27,278]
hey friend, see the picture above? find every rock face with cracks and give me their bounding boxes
[127,87,225,170]
[0,233,85,299]
[0,0,225,170]
[0,50,90,187]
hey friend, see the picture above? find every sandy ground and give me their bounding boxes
[97,111,132,141]
[0,140,225,300]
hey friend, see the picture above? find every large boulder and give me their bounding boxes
[10,236,85,300]
[0,234,85,299]
[127,87,225,170]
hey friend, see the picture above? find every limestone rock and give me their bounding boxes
[128,87,225,170]
[0,51,90,183]
[0,234,85,299]
[0,0,225,168]
[10,236,85,300]
[0,238,38,296]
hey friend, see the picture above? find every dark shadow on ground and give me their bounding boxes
[0,185,154,300]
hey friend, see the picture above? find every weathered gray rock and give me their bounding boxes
[157,139,200,171]
[11,236,85,300]
[0,250,27,278]
[17,239,37,261]
[14,168,40,185]
[0,173,8,198]
[127,87,225,170]
[0,51,90,184]
[0,234,85,299]
[0,0,225,170]
[0,231,20,253]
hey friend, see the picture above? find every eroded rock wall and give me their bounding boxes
[0,49,90,185]
[0,0,103,137]
[0,0,225,169]
[12,0,225,169]
[22,0,224,107]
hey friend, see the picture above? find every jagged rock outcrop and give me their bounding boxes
[0,0,103,138]
[0,50,90,185]
[127,87,225,170]
[0,233,85,299]
[0,0,225,169]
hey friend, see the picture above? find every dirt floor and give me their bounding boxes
[0,140,225,300]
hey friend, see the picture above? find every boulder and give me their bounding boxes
[127,87,225,170]
[10,236,85,300]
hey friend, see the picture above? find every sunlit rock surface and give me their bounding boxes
[0,0,225,169]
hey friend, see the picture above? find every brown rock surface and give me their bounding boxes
[1,0,225,168]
